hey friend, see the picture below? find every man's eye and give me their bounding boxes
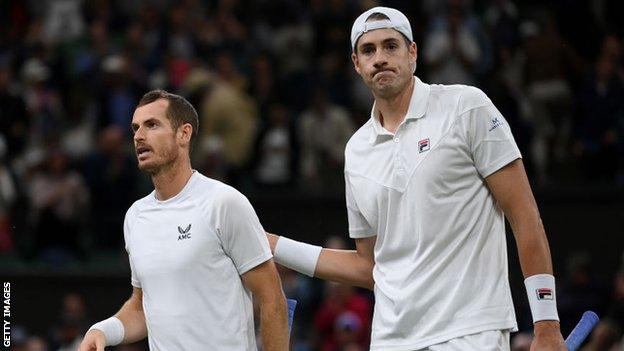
[363,47,374,54]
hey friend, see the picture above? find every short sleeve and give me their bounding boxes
[123,207,141,288]
[345,173,374,238]
[215,189,272,275]
[461,101,522,178]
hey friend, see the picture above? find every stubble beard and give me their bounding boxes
[139,144,179,177]
[371,72,410,100]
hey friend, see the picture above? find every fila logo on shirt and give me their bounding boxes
[418,138,430,153]
[535,288,553,300]
[177,224,192,241]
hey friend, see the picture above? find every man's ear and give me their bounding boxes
[178,123,193,147]
[351,52,362,75]
[409,42,417,72]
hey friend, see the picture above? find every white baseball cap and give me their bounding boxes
[350,6,413,51]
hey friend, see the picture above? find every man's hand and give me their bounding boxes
[266,232,279,254]
[531,321,567,351]
[78,329,106,351]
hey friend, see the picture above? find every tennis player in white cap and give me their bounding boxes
[268,6,566,350]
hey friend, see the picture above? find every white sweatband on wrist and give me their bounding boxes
[525,274,559,323]
[88,316,125,346]
[274,237,322,277]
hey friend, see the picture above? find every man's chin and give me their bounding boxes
[374,83,399,98]
[138,161,159,174]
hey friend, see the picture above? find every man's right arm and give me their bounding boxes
[79,287,147,351]
[267,234,376,290]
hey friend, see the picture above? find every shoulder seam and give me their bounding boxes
[457,102,492,118]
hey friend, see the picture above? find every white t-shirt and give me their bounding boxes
[345,77,520,350]
[124,171,272,351]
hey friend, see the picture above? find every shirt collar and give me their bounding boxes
[369,76,431,144]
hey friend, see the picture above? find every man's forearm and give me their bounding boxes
[269,234,375,290]
[114,295,147,343]
[510,214,554,278]
[259,296,289,351]
[314,249,374,289]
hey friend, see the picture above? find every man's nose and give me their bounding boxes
[373,51,389,68]
[133,127,144,142]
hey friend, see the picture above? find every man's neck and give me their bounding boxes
[152,160,193,201]
[375,78,415,134]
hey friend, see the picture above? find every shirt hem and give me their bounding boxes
[479,150,522,178]
[370,320,517,351]
[237,251,273,275]
[349,229,376,238]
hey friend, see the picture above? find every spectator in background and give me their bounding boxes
[314,282,371,351]
[198,70,259,185]
[0,58,30,162]
[248,53,279,116]
[581,319,621,351]
[82,126,137,249]
[333,311,365,351]
[575,51,624,183]
[214,50,247,93]
[558,252,608,335]
[96,55,143,133]
[23,336,49,351]
[423,1,483,85]
[53,316,83,351]
[20,58,64,151]
[0,135,17,253]
[252,102,299,189]
[299,88,354,190]
[41,0,85,44]
[162,4,195,90]
[28,149,89,263]
[51,293,89,351]
[520,15,578,184]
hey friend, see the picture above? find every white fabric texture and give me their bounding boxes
[124,171,272,351]
[344,77,521,350]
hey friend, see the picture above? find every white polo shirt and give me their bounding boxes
[345,77,520,350]
[124,171,272,351]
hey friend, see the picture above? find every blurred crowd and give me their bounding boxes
[1,0,624,350]
[1,0,624,260]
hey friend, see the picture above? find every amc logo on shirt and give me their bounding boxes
[177,224,192,240]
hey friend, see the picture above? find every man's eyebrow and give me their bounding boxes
[382,37,400,44]
[131,117,159,129]
[359,37,401,48]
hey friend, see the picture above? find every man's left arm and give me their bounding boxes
[486,158,566,351]
[241,259,289,351]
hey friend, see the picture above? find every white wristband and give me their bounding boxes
[274,237,322,277]
[88,316,125,346]
[524,274,559,323]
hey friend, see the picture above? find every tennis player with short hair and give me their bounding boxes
[79,90,289,351]
[269,7,566,350]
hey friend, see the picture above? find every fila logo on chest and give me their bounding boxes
[177,224,192,241]
[418,138,430,153]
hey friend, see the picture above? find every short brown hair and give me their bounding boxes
[137,90,199,151]
[353,12,412,53]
